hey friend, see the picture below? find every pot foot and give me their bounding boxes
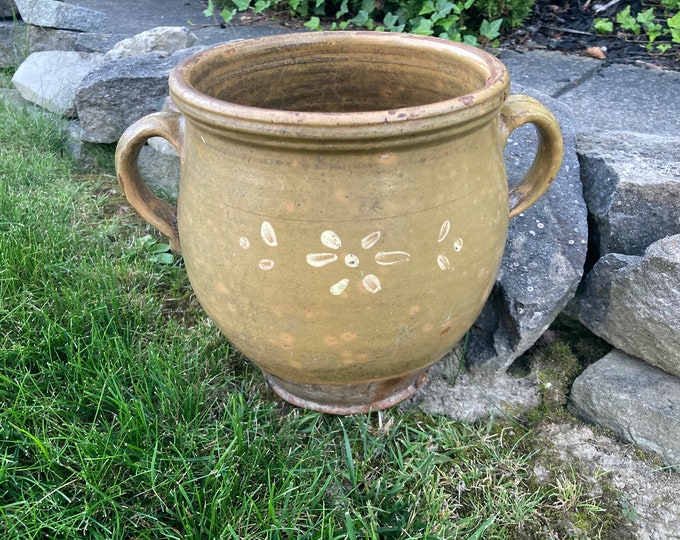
[263,370,428,415]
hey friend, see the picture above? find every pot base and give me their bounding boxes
[264,370,428,415]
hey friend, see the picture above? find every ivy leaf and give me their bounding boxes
[617,6,641,34]
[361,0,376,13]
[636,8,656,28]
[217,8,235,22]
[348,9,370,27]
[254,0,271,13]
[203,0,214,17]
[668,12,680,29]
[593,18,614,34]
[463,34,478,46]
[438,14,459,32]
[419,0,436,16]
[233,0,251,10]
[646,22,663,42]
[383,12,405,32]
[335,0,349,18]
[479,18,502,40]
[671,27,680,43]
[303,16,322,29]
[410,17,434,35]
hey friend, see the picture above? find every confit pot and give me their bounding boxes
[115,31,563,415]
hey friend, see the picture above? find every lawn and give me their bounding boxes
[0,84,613,539]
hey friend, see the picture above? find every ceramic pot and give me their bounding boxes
[115,32,563,414]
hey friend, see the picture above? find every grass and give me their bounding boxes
[0,92,621,539]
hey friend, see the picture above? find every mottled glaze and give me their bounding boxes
[115,32,563,414]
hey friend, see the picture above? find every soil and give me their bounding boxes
[236,0,680,71]
[500,0,680,71]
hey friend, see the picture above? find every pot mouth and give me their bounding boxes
[169,31,509,140]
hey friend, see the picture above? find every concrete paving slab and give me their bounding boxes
[500,49,680,136]
[499,49,601,99]
[558,63,680,136]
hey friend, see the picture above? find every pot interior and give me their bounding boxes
[184,35,493,113]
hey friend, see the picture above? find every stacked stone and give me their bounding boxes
[3,0,200,195]
[567,134,680,467]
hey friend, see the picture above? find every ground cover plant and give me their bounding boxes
[593,0,680,54]
[204,0,535,46]
[0,84,631,537]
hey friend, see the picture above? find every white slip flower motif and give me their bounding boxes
[306,230,410,296]
[239,221,278,270]
[437,219,464,271]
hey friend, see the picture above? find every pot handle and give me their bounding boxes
[115,110,184,253]
[498,95,563,218]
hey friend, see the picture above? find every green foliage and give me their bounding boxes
[128,234,176,265]
[618,494,639,522]
[0,68,15,87]
[474,0,534,29]
[207,0,534,46]
[592,1,680,53]
[593,17,614,35]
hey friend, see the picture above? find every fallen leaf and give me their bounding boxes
[585,46,607,59]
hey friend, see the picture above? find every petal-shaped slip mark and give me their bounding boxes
[259,259,275,271]
[453,238,463,251]
[438,220,450,243]
[239,237,250,249]
[330,278,349,296]
[261,221,277,247]
[437,254,451,271]
[374,251,410,266]
[344,254,360,268]
[321,230,342,250]
[361,231,381,250]
[306,253,338,267]
[362,274,382,294]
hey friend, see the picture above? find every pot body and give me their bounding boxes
[115,32,563,414]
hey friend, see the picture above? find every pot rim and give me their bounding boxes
[169,31,510,140]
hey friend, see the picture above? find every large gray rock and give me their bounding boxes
[14,0,105,32]
[12,50,103,116]
[569,350,680,468]
[1,0,17,18]
[408,351,540,421]
[0,21,122,68]
[0,21,23,68]
[27,25,126,54]
[138,138,180,200]
[75,46,203,143]
[463,85,588,373]
[103,26,198,61]
[578,131,680,257]
[573,234,680,378]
